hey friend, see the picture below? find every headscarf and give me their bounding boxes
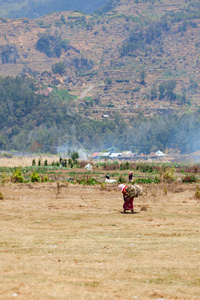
[118,184,126,191]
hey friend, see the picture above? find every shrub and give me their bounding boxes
[87,177,98,185]
[2,152,13,158]
[0,190,4,199]
[36,34,51,56]
[132,86,140,92]
[133,176,160,184]
[118,174,126,183]
[100,182,106,190]
[151,86,157,101]
[116,78,129,83]
[163,168,175,182]
[182,175,197,183]
[42,175,48,182]
[77,176,98,185]
[136,163,153,173]
[1,170,6,184]
[71,151,79,162]
[31,170,40,183]
[154,176,160,183]
[163,186,168,195]
[195,185,200,198]
[36,34,70,58]
[52,61,66,75]
[11,169,24,183]
[119,162,129,170]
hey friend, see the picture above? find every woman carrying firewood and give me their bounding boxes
[118,184,142,213]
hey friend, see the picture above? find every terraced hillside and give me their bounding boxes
[1,0,200,121]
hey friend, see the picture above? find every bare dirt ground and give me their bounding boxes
[0,180,200,300]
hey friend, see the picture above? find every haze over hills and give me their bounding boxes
[1,0,200,154]
[0,0,108,18]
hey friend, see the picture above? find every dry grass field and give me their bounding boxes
[0,156,59,168]
[0,177,200,299]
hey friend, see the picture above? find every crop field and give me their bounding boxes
[0,158,200,299]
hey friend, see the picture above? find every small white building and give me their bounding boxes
[99,152,110,158]
[109,153,122,159]
[155,150,166,157]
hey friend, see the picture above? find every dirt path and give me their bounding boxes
[79,85,95,100]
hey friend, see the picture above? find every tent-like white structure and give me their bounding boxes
[155,150,166,157]
[85,164,92,170]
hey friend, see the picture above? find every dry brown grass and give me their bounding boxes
[0,155,58,168]
[0,180,200,299]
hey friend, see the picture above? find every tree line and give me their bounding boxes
[0,76,200,154]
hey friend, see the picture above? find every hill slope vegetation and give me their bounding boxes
[1,75,200,153]
[1,0,200,153]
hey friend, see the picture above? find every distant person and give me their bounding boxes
[105,174,116,183]
[118,184,134,213]
[128,171,133,183]
[118,184,143,213]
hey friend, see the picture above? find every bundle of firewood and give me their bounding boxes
[125,184,143,198]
